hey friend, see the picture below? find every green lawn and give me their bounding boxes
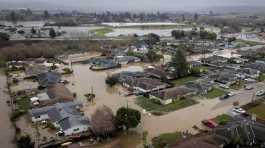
[92,28,113,37]
[152,132,186,148]
[257,74,265,82]
[173,76,198,86]
[213,114,232,125]
[16,97,30,112]
[247,103,265,120]
[234,39,264,47]
[136,96,197,115]
[205,87,227,99]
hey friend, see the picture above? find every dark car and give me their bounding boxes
[219,94,230,100]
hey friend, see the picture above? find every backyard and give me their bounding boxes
[247,103,265,120]
[172,76,199,86]
[135,96,197,115]
[205,87,227,99]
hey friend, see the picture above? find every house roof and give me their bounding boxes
[47,84,74,101]
[135,78,166,90]
[30,101,89,131]
[38,72,61,87]
[214,118,265,145]
[25,64,49,77]
[151,87,194,100]
[144,68,167,79]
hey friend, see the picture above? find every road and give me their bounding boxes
[141,81,265,138]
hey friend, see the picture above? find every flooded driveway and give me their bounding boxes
[0,71,16,148]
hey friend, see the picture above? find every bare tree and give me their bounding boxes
[91,105,116,138]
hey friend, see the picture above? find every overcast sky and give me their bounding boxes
[0,0,265,12]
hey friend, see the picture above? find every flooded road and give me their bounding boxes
[63,62,232,140]
[0,71,16,148]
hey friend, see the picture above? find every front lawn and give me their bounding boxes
[213,114,232,125]
[205,87,227,99]
[136,96,197,115]
[152,132,185,148]
[247,103,265,120]
[173,76,198,86]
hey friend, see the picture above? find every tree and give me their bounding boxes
[91,106,116,137]
[17,135,34,148]
[10,11,18,24]
[171,30,185,39]
[0,32,10,41]
[194,13,199,21]
[31,27,36,34]
[43,10,50,20]
[170,49,189,78]
[115,107,141,130]
[105,76,119,87]
[145,33,160,45]
[146,50,162,62]
[49,28,56,38]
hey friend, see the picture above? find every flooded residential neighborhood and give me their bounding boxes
[2,1,265,148]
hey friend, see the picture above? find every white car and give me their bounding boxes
[256,90,265,96]
[232,107,246,114]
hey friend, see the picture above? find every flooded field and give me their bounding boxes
[0,71,16,148]
[106,26,220,37]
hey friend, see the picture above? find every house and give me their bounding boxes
[29,101,90,136]
[25,64,49,78]
[189,61,203,69]
[37,72,61,88]
[117,71,145,88]
[30,92,51,106]
[238,68,260,79]
[133,78,168,93]
[144,68,167,80]
[185,80,213,95]
[245,60,265,73]
[214,118,265,146]
[114,56,141,65]
[202,55,228,67]
[150,87,195,105]
[215,70,238,86]
[46,84,75,104]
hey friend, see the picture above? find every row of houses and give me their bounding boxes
[8,58,91,137]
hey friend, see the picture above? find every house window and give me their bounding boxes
[73,128,79,131]
[36,116,41,119]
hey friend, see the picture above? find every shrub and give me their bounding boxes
[105,76,118,87]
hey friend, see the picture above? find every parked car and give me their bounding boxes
[232,107,246,114]
[219,94,230,100]
[219,84,229,89]
[201,119,218,128]
[256,90,265,96]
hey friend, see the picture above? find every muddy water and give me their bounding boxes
[63,59,232,144]
[0,71,16,148]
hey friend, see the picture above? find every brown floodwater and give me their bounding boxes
[0,71,16,148]
[62,54,234,145]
